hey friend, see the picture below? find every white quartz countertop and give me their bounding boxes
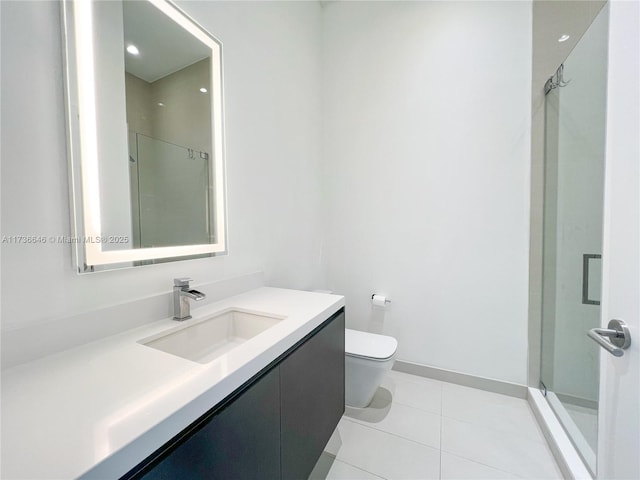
[1,287,344,479]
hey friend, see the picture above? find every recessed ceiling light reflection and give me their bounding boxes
[199,87,208,93]
[558,34,570,43]
[157,102,165,107]
[126,44,140,55]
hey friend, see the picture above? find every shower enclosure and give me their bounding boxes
[129,132,213,251]
[539,5,609,475]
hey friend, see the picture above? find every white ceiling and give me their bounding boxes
[532,0,607,89]
[122,1,210,83]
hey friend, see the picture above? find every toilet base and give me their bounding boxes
[345,354,395,408]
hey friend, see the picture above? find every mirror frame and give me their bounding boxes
[61,0,226,272]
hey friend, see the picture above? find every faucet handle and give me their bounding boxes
[173,277,192,287]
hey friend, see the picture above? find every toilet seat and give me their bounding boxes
[345,328,397,361]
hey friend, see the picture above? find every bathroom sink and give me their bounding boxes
[139,309,285,363]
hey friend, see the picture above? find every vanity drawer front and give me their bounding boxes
[138,366,281,480]
[280,310,345,480]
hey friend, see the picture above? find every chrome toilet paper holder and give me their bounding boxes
[371,294,391,304]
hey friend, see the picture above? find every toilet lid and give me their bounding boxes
[345,328,397,360]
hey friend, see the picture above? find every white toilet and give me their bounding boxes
[345,328,398,408]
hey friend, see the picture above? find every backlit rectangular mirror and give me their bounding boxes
[61,0,226,273]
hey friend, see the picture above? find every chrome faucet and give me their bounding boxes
[173,278,206,321]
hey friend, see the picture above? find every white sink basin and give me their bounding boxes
[139,309,286,363]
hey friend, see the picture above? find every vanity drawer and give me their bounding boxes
[138,367,281,480]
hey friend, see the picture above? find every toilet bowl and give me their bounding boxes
[345,328,398,408]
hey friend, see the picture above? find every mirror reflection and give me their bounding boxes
[122,1,213,248]
[63,0,226,271]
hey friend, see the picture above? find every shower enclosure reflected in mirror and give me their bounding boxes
[540,4,608,475]
[61,0,226,272]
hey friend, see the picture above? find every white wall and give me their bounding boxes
[0,1,323,344]
[322,1,532,384]
[2,1,534,385]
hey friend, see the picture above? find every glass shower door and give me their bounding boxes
[129,132,212,249]
[539,5,609,475]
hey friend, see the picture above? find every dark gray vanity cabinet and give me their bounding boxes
[124,308,345,480]
[281,310,345,480]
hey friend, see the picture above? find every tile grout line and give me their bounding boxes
[343,414,441,450]
[389,398,441,415]
[340,416,441,451]
[437,395,538,479]
[439,413,549,446]
[328,456,388,480]
[439,433,560,479]
[425,374,548,445]
[350,372,559,480]
[439,451,529,479]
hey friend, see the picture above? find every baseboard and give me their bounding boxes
[392,360,528,399]
[555,392,598,410]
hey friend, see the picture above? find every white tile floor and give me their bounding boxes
[310,370,563,480]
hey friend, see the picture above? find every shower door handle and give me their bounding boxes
[582,254,602,305]
[587,319,631,357]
